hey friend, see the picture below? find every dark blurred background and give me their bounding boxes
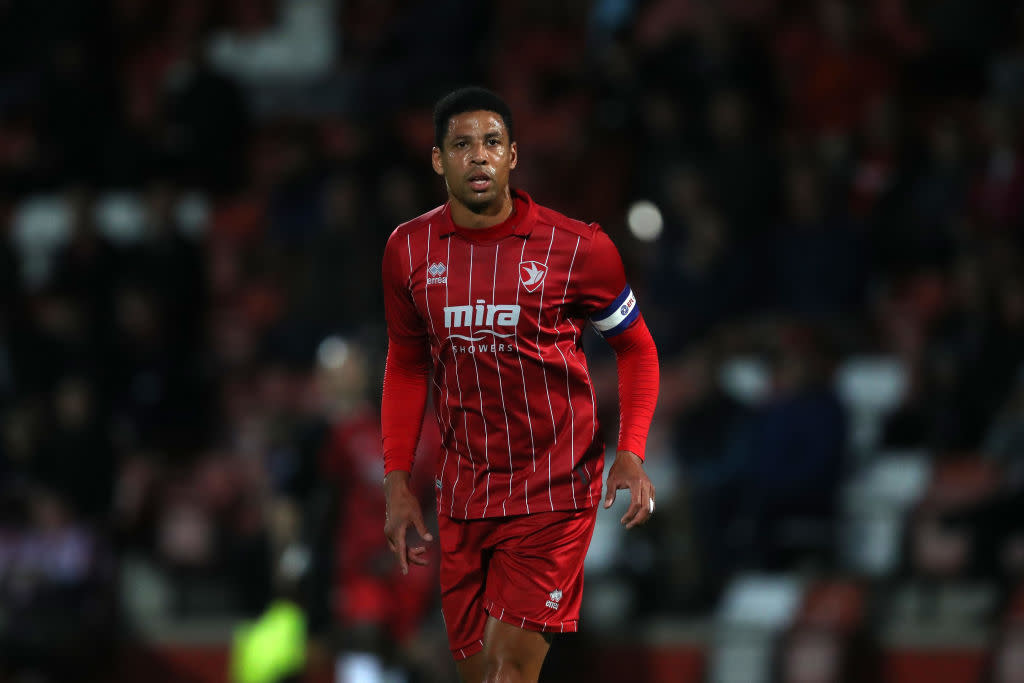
[2,0,1024,682]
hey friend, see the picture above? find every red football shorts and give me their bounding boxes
[438,506,598,660]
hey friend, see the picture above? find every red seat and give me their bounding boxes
[921,457,1001,508]
[794,580,866,634]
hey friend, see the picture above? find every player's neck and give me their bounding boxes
[449,191,514,229]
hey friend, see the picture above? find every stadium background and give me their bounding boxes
[2,0,1024,681]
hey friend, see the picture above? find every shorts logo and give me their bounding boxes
[520,261,548,292]
[546,589,563,610]
[427,262,447,284]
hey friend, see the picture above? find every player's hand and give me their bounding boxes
[383,471,433,575]
[603,451,655,529]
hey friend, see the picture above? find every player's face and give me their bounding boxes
[432,110,517,215]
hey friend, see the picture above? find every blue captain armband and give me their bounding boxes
[590,285,640,338]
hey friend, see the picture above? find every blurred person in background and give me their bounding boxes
[921,249,1023,451]
[296,174,375,340]
[33,374,114,523]
[649,197,754,353]
[700,88,779,241]
[667,342,753,608]
[730,330,847,571]
[380,87,659,682]
[162,35,250,195]
[312,336,444,682]
[940,361,1024,584]
[890,115,966,271]
[115,179,211,449]
[989,621,1024,683]
[0,488,116,683]
[773,162,866,320]
[49,186,120,358]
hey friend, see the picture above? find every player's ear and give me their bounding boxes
[431,146,444,176]
[509,141,518,170]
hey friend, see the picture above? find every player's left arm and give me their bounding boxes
[602,317,658,527]
[577,226,660,528]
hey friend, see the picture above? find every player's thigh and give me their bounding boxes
[456,652,486,683]
[481,615,551,682]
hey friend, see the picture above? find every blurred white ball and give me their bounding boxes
[627,200,663,241]
[317,336,350,370]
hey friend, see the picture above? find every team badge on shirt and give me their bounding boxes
[520,260,548,292]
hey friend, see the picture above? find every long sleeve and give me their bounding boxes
[572,225,659,459]
[381,227,430,475]
[605,315,659,460]
[381,337,431,475]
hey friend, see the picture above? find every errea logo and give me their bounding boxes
[546,589,563,610]
[427,262,447,285]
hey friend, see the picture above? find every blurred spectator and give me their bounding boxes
[106,284,189,451]
[162,37,250,194]
[669,343,752,607]
[971,102,1024,234]
[985,368,1024,481]
[894,116,966,270]
[773,162,866,318]
[989,7,1024,108]
[775,581,875,683]
[49,188,120,344]
[990,623,1024,683]
[634,0,778,121]
[731,333,847,570]
[848,95,902,221]
[17,286,98,398]
[650,202,753,353]
[922,252,1024,450]
[0,489,116,682]
[915,0,1010,98]
[38,36,118,185]
[311,337,442,679]
[294,174,373,339]
[937,374,1024,582]
[33,375,114,522]
[701,88,779,237]
[775,0,891,136]
[629,88,696,200]
[265,125,326,248]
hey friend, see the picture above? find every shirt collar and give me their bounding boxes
[439,188,536,239]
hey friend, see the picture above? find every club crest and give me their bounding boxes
[520,261,548,292]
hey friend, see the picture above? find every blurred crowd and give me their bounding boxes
[3,0,1024,681]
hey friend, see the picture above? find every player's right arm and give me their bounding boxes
[381,229,433,574]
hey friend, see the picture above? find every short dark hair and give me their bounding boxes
[433,87,514,148]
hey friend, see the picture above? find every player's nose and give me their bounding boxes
[469,142,488,163]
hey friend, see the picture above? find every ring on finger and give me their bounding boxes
[648,498,655,514]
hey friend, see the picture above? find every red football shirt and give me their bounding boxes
[382,190,642,519]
